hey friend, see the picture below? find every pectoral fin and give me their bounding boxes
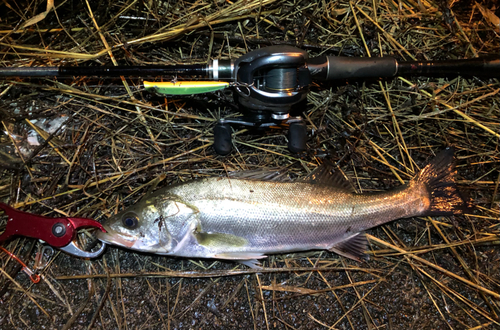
[195,232,248,249]
[329,233,368,261]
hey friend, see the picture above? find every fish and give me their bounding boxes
[97,148,468,267]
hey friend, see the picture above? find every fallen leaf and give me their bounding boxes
[21,0,55,29]
[476,2,500,32]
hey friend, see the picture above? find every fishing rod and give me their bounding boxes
[1,46,499,155]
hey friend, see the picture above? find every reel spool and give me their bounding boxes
[233,45,311,117]
[214,46,312,155]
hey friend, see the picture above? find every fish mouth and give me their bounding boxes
[96,227,136,248]
[96,225,171,254]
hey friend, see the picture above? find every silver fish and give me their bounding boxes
[97,148,467,267]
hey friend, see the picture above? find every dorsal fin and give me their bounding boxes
[303,161,356,193]
[228,168,292,182]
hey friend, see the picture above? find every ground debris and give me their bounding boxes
[0,0,499,329]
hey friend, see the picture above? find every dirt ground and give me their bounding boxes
[0,0,499,329]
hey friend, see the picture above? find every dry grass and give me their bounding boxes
[0,0,499,329]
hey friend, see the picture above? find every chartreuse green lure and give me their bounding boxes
[143,81,230,95]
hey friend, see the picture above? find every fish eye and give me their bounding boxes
[122,212,139,229]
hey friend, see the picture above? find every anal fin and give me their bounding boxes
[329,233,368,261]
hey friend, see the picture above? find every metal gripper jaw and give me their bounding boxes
[0,203,107,258]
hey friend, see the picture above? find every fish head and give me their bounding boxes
[96,197,180,254]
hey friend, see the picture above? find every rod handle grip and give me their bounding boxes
[308,56,397,80]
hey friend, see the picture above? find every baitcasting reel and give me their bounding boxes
[1,46,499,155]
[210,46,312,155]
[190,45,499,155]
[206,45,404,155]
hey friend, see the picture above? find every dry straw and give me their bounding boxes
[0,0,498,329]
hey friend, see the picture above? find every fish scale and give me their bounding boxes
[97,148,467,267]
[171,180,418,252]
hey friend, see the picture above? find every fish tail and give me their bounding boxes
[415,147,469,216]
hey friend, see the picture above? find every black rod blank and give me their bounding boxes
[0,65,208,77]
[0,57,498,79]
[0,67,59,77]
[397,58,500,78]
[59,65,208,77]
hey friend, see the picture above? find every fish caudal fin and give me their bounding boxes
[416,147,469,216]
